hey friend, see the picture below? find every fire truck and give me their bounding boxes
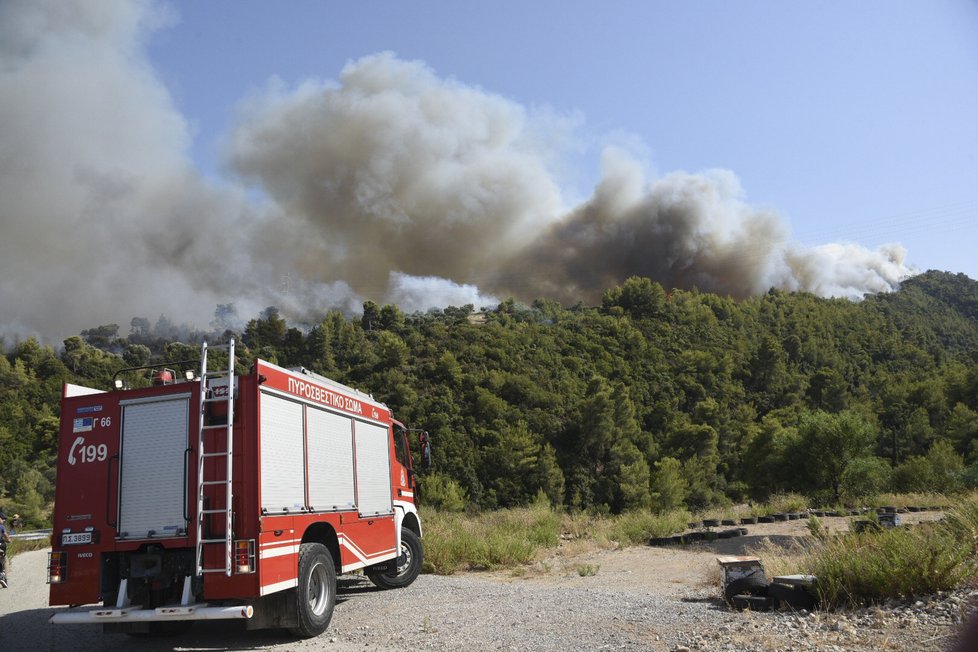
[47,340,429,637]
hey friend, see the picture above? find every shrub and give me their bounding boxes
[420,472,468,512]
[419,502,560,574]
[575,563,600,577]
[420,503,691,574]
[839,456,891,503]
[891,456,938,493]
[608,509,689,545]
[810,523,975,609]
[892,441,965,494]
[774,494,978,609]
[765,492,809,514]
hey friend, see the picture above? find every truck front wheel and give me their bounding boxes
[366,528,423,589]
[289,543,336,638]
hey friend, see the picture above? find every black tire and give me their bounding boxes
[366,529,423,590]
[730,594,774,611]
[702,519,720,527]
[767,582,816,611]
[724,572,768,603]
[289,543,336,638]
[758,515,775,523]
[740,517,757,525]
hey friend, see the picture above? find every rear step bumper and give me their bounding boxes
[49,603,253,624]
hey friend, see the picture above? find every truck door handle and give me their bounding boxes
[183,447,192,523]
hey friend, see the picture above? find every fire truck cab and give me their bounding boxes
[48,340,427,637]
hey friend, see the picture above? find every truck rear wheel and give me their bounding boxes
[289,543,336,638]
[366,528,423,590]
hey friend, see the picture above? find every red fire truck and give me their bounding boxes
[47,340,429,637]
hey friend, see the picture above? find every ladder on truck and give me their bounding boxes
[195,339,236,576]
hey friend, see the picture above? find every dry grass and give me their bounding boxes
[421,504,689,574]
[743,494,978,609]
[744,536,818,579]
[874,492,953,509]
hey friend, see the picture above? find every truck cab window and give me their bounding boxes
[394,426,411,467]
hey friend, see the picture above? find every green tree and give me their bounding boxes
[123,343,152,367]
[806,367,848,412]
[606,439,651,511]
[602,277,667,320]
[794,410,877,502]
[839,456,891,503]
[947,402,978,461]
[650,457,687,513]
[420,472,468,511]
[534,443,566,507]
[924,438,964,493]
[891,440,964,494]
[479,422,542,507]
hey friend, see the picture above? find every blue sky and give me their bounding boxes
[148,0,978,279]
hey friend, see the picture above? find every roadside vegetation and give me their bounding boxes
[421,490,976,593]
[420,490,978,610]
[750,493,978,608]
[5,536,49,560]
[421,498,690,575]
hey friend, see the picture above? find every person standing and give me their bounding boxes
[0,512,10,588]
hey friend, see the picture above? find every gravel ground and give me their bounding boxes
[2,513,976,652]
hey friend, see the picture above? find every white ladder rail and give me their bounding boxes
[195,339,236,576]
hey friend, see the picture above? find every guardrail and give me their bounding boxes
[10,529,52,542]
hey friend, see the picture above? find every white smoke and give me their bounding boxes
[0,0,916,344]
[0,0,231,339]
[0,0,361,341]
[384,272,499,314]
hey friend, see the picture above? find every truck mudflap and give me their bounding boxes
[49,603,253,624]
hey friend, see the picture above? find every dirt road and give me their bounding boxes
[0,512,970,652]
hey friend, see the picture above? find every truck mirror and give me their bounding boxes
[419,431,431,469]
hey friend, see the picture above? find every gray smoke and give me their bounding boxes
[226,52,565,304]
[229,53,912,305]
[0,0,362,341]
[0,1,914,343]
[503,150,910,301]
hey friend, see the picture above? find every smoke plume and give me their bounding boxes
[0,1,914,343]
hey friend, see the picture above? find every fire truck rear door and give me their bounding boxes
[117,393,191,539]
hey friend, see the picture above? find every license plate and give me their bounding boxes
[61,532,92,546]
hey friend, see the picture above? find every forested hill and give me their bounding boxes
[4,270,978,522]
[866,271,978,355]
